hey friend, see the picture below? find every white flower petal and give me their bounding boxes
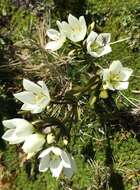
[101,45,112,56]
[63,155,76,178]
[87,49,99,57]
[50,158,63,178]
[10,136,27,144]
[30,105,43,114]
[109,60,122,74]
[44,40,64,51]
[9,138,25,144]
[38,147,54,158]
[21,103,33,111]
[61,21,71,35]
[2,120,15,129]
[101,69,110,81]
[12,118,31,127]
[56,21,65,35]
[115,82,129,90]
[95,45,112,57]
[2,129,15,141]
[68,14,79,27]
[47,29,60,41]
[22,134,45,154]
[119,68,133,81]
[60,150,71,168]
[103,81,115,91]
[37,81,50,98]
[23,79,42,94]
[79,16,87,37]
[38,96,50,106]
[21,104,43,114]
[14,119,33,137]
[14,91,36,104]
[39,155,50,172]
[96,33,111,46]
[52,147,62,156]
[87,31,98,44]
[2,129,25,144]
[73,31,86,42]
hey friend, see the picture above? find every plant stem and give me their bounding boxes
[110,37,130,45]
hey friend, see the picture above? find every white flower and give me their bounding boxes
[60,14,87,42]
[101,60,133,91]
[87,31,111,57]
[38,146,76,178]
[44,21,66,51]
[2,118,33,144]
[14,79,50,114]
[22,134,45,158]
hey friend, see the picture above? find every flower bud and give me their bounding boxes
[47,133,55,144]
[22,134,45,158]
[63,138,68,145]
[99,90,108,99]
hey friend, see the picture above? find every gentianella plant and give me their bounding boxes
[2,14,133,179]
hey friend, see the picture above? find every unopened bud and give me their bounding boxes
[26,153,35,160]
[47,133,55,144]
[99,90,108,99]
[63,139,68,145]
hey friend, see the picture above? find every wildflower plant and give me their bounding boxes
[2,13,133,180]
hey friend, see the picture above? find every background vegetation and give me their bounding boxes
[0,0,140,189]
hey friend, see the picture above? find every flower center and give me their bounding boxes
[71,25,81,34]
[109,72,120,86]
[110,73,120,82]
[35,93,45,103]
[91,41,102,51]
[50,153,60,161]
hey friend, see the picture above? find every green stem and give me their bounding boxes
[110,37,130,45]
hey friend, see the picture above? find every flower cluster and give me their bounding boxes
[45,14,112,58]
[2,79,76,178]
[45,14,133,91]
[2,14,133,179]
